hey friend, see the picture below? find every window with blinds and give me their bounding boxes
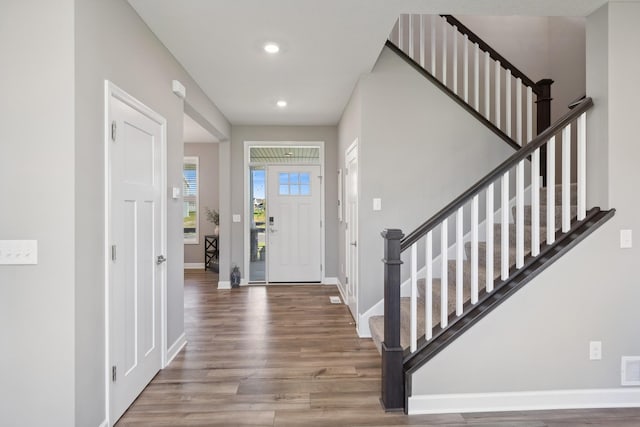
[183,156,199,244]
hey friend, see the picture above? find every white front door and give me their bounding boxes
[345,142,358,319]
[267,165,322,282]
[108,89,164,423]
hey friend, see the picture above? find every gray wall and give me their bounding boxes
[345,47,516,316]
[74,0,229,425]
[229,126,339,280]
[0,1,76,426]
[184,143,220,264]
[412,1,640,399]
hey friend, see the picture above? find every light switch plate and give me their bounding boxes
[172,187,180,199]
[620,229,632,249]
[0,240,38,265]
[373,198,382,211]
[232,214,241,223]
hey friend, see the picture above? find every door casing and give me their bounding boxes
[104,81,168,425]
[345,139,359,323]
[243,141,326,284]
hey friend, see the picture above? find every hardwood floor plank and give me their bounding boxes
[115,270,640,426]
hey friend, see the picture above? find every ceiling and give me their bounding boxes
[128,0,608,127]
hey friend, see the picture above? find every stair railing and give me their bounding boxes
[389,14,553,147]
[380,97,593,412]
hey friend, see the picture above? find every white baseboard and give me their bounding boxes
[166,332,187,366]
[333,278,348,305]
[98,420,108,427]
[184,263,205,269]
[218,280,231,289]
[408,388,640,415]
[323,276,338,285]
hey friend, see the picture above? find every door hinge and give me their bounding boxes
[320,264,323,272]
[111,245,117,262]
[112,365,117,382]
[346,276,349,284]
[111,121,117,141]
[320,220,323,227]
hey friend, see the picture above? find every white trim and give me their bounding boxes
[408,388,640,415]
[166,333,187,366]
[323,276,338,285]
[184,263,205,269]
[345,139,359,330]
[218,280,231,289]
[98,420,108,427]
[104,81,168,425]
[243,141,326,284]
[334,277,348,307]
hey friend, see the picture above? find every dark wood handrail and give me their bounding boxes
[440,15,541,96]
[400,97,594,251]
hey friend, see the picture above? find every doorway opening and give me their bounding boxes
[244,142,325,284]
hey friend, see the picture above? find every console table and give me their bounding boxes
[204,234,219,272]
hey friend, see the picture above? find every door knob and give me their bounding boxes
[156,255,167,265]
[269,227,278,233]
[350,242,357,247]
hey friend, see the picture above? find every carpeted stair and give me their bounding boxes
[369,184,577,354]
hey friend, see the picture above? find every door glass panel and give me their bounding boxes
[300,184,310,196]
[249,167,266,282]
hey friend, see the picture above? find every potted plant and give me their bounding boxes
[205,207,219,235]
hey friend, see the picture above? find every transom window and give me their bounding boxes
[279,172,311,196]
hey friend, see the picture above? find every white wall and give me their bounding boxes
[228,126,339,281]
[0,2,76,426]
[410,1,640,406]
[184,143,219,265]
[346,47,516,315]
[74,0,229,425]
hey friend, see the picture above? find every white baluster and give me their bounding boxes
[474,43,480,111]
[547,136,556,244]
[410,242,418,353]
[516,160,524,268]
[420,15,425,68]
[495,61,501,130]
[506,69,512,138]
[485,52,490,119]
[527,86,533,143]
[471,194,479,304]
[577,112,587,220]
[485,183,494,292]
[442,17,447,86]
[516,78,522,145]
[431,15,436,74]
[399,14,404,51]
[463,34,469,103]
[456,207,463,316]
[426,230,433,340]
[409,14,414,60]
[453,26,458,95]
[562,124,572,232]
[501,171,509,281]
[531,148,541,256]
[441,219,448,328]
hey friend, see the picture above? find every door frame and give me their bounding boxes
[104,81,168,424]
[345,138,359,325]
[243,141,325,284]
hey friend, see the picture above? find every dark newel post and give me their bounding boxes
[536,79,553,186]
[380,229,405,412]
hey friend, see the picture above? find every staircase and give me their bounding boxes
[372,14,615,414]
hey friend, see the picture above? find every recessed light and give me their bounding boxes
[276,100,287,108]
[264,43,280,54]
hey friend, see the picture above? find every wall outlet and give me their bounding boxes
[620,229,632,248]
[373,198,382,211]
[590,341,602,360]
[232,214,241,223]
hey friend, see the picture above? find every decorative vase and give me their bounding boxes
[230,266,241,288]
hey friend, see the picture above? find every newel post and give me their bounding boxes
[380,229,405,412]
[536,79,554,185]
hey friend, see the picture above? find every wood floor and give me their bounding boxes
[116,270,640,426]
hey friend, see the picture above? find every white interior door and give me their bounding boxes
[108,91,164,423]
[267,165,321,282]
[345,143,358,320]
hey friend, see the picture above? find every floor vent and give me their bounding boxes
[329,296,342,304]
[621,357,640,386]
